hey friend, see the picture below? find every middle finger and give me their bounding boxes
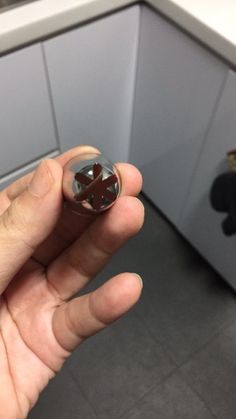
[46,195,144,301]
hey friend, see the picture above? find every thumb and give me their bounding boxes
[0,159,63,294]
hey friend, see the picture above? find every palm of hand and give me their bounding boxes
[0,261,68,419]
[0,148,144,419]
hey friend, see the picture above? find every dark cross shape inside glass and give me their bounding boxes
[74,163,118,211]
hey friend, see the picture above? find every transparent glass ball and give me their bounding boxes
[62,153,121,215]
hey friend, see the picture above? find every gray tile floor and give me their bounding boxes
[29,194,236,419]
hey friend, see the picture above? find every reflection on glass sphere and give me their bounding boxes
[62,153,121,215]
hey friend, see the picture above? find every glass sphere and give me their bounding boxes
[62,153,121,215]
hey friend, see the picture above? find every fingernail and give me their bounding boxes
[133,273,143,288]
[29,160,54,197]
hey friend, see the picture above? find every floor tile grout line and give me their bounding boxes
[133,309,179,368]
[129,197,236,418]
[117,361,217,419]
[59,194,236,419]
[64,363,99,419]
[117,367,179,419]
[175,317,236,370]
[60,317,226,419]
[116,317,225,418]
[174,319,236,418]
[136,300,236,369]
[65,319,179,419]
[221,329,236,346]
[178,370,218,419]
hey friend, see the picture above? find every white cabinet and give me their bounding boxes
[0,151,59,191]
[0,3,235,287]
[44,6,140,163]
[0,44,58,178]
[130,6,227,225]
[179,70,236,288]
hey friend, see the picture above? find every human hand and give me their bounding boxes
[0,145,144,419]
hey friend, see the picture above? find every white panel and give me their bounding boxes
[180,70,236,288]
[0,44,58,177]
[130,6,227,225]
[44,6,140,162]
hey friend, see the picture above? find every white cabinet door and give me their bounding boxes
[0,151,59,192]
[179,70,236,288]
[130,6,227,225]
[44,6,140,163]
[0,44,58,178]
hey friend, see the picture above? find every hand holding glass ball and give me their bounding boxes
[0,145,144,419]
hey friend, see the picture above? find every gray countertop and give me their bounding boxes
[0,0,236,68]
